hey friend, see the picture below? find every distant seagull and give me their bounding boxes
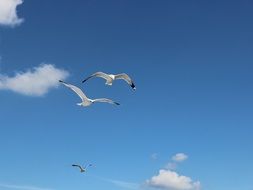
[59,80,120,106]
[72,164,92,173]
[82,72,136,90]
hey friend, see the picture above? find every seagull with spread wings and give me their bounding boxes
[59,80,120,106]
[72,163,92,173]
[82,72,136,90]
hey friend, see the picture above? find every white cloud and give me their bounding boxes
[146,170,200,190]
[0,183,54,190]
[0,0,24,27]
[0,64,69,96]
[172,153,188,162]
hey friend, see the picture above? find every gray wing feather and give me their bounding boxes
[93,98,120,105]
[82,72,111,83]
[115,73,136,89]
[59,80,88,101]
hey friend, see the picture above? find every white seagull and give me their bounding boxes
[82,72,136,90]
[59,80,120,106]
[72,163,92,173]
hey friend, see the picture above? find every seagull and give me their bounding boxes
[59,80,120,106]
[72,164,92,173]
[82,72,136,90]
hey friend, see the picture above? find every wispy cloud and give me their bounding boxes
[166,153,188,170]
[151,153,158,160]
[109,179,139,190]
[165,162,177,170]
[0,0,24,27]
[0,183,54,190]
[146,169,200,190]
[0,64,69,96]
[94,176,139,190]
[172,153,188,162]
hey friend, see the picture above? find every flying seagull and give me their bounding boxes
[82,72,136,90]
[72,164,92,173]
[59,80,120,106]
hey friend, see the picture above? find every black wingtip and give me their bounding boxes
[59,80,63,83]
[115,102,120,105]
[82,76,91,83]
[131,83,136,90]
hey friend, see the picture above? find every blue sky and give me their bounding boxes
[0,0,253,190]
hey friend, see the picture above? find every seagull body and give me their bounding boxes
[82,72,136,90]
[59,80,120,106]
[72,164,92,173]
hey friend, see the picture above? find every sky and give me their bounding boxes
[0,0,253,190]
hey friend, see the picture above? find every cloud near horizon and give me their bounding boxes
[146,169,200,190]
[94,176,139,190]
[0,183,54,190]
[0,64,69,96]
[0,0,24,27]
[109,179,139,190]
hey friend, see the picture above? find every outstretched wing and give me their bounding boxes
[93,98,120,105]
[82,72,111,83]
[59,80,88,101]
[72,164,83,170]
[85,163,93,169]
[115,73,136,90]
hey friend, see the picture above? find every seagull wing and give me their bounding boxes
[84,163,92,169]
[59,80,88,101]
[82,72,111,83]
[72,164,83,171]
[92,98,120,105]
[115,73,136,90]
